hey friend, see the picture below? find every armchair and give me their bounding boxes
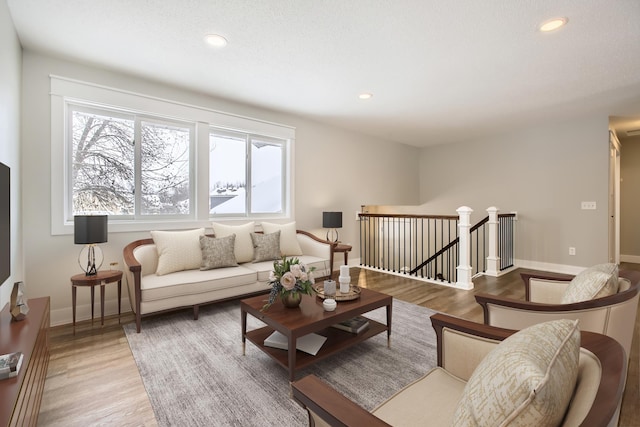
[475,269,640,360]
[292,313,626,427]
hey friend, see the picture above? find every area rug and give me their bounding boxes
[123,298,438,426]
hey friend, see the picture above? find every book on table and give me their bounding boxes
[0,351,23,380]
[263,331,327,356]
[331,316,370,334]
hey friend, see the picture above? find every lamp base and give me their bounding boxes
[78,244,103,276]
[325,229,339,243]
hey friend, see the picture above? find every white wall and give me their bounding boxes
[417,116,612,272]
[0,1,22,310]
[21,51,420,325]
[620,136,640,259]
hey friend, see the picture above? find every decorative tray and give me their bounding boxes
[314,284,361,301]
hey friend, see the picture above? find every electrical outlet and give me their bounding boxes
[569,247,576,256]
[581,201,596,210]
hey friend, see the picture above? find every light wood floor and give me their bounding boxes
[38,265,640,426]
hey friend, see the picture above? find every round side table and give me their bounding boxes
[70,270,123,334]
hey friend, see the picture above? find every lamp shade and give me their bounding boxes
[74,215,108,244]
[322,212,342,229]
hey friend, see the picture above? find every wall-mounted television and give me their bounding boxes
[0,162,9,286]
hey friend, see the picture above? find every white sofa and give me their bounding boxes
[123,227,333,332]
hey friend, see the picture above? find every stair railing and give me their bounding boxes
[359,206,516,288]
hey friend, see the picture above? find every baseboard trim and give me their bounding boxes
[50,296,132,327]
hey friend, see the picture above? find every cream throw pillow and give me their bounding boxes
[561,263,619,303]
[211,222,255,263]
[151,228,205,276]
[260,222,302,256]
[199,235,238,270]
[453,319,580,427]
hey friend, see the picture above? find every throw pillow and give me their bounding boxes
[211,222,255,263]
[199,235,238,270]
[452,319,580,427]
[251,231,281,262]
[151,228,205,276]
[261,221,303,256]
[561,263,619,304]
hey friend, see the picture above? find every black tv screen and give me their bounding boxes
[0,162,9,286]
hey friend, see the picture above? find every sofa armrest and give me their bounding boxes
[296,230,335,260]
[123,238,154,333]
[292,374,391,427]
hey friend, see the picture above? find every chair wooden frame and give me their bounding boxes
[291,313,626,427]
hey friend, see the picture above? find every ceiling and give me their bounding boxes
[7,0,640,147]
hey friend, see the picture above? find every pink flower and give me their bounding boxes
[300,272,308,282]
[281,272,296,290]
[290,264,302,278]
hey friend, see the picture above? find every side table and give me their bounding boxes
[70,270,123,334]
[330,243,352,278]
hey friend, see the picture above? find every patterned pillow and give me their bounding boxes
[251,231,281,262]
[211,222,255,263]
[199,235,238,270]
[151,228,205,276]
[561,263,619,303]
[260,222,303,256]
[453,319,580,427]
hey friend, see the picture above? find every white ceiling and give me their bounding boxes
[7,0,640,147]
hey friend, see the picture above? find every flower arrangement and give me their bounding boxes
[262,257,316,310]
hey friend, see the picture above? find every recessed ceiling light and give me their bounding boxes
[539,17,568,32]
[204,34,228,47]
[359,93,373,100]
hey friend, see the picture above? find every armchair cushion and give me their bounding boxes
[453,319,580,426]
[561,263,619,303]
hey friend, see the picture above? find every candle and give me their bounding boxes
[340,265,350,277]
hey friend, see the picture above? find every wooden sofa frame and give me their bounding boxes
[123,230,335,333]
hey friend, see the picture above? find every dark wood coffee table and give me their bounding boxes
[241,287,392,381]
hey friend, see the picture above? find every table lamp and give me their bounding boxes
[322,211,342,242]
[74,215,108,276]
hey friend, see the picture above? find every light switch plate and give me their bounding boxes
[581,201,596,210]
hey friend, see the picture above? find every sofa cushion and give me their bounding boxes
[261,222,303,256]
[246,255,327,282]
[372,367,466,426]
[151,228,205,276]
[212,222,255,263]
[251,231,281,262]
[561,263,619,304]
[199,235,238,270]
[452,319,580,426]
[141,265,259,302]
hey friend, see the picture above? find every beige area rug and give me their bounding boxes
[123,298,438,426]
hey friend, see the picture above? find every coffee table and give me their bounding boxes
[241,287,392,381]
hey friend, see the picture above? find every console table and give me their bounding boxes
[0,296,50,427]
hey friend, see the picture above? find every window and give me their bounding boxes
[70,105,194,218]
[209,130,285,216]
[50,76,295,234]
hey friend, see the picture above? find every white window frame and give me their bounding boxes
[209,128,288,218]
[50,75,296,235]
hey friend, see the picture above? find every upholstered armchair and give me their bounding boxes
[475,268,640,361]
[292,313,626,427]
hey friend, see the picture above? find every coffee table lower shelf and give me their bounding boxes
[244,319,388,376]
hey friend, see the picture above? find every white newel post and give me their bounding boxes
[485,206,500,277]
[456,206,474,289]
